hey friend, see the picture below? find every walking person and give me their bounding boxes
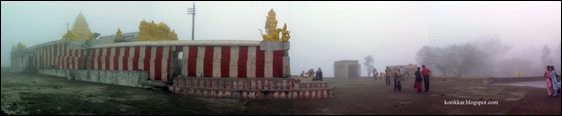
[394,68,402,92]
[545,66,553,96]
[373,68,378,80]
[414,67,423,93]
[421,65,431,92]
[385,67,391,86]
[550,66,559,97]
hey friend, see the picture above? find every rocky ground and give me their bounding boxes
[2,68,560,115]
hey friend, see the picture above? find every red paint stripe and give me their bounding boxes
[123,47,130,70]
[176,46,183,51]
[220,46,230,78]
[273,50,283,77]
[55,44,59,68]
[182,78,187,87]
[232,80,236,89]
[90,49,95,69]
[261,80,265,89]
[97,49,103,70]
[238,46,248,78]
[256,47,265,78]
[155,46,163,80]
[105,48,111,70]
[133,47,140,70]
[166,47,172,81]
[187,46,198,77]
[63,47,67,69]
[64,43,67,69]
[203,46,214,77]
[114,48,120,70]
[79,50,84,69]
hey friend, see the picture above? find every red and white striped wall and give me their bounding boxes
[35,42,86,70]
[181,46,286,78]
[30,40,289,82]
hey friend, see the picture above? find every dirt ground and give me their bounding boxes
[2,68,560,115]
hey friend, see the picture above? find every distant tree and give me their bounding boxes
[467,34,511,76]
[541,44,552,66]
[416,43,486,77]
[363,55,374,77]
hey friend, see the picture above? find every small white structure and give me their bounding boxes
[334,60,360,79]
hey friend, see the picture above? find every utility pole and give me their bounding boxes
[187,2,196,40]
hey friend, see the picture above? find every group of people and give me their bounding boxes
[544,65,560,97]
[300,67,323,81]
[384,65,431,93]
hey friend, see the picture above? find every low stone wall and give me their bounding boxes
[38,69,148,87]
[431,76,545,84]
[490,76,544,83]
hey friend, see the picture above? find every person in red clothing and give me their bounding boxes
[421,65,431,92]
[414,67,423,93]
[545,65,553,96]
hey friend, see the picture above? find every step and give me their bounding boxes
[169,85,333,99]
[172,77,329,90]
[140,80,170,87]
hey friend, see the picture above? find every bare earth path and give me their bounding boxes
[2,69,560,115]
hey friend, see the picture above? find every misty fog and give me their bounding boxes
[2,1,561,77]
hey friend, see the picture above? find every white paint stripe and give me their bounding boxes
[150,46,157,80]
[109,48,115,70]
[162,46,170,81]
[139,47,145,71]
[265,50,273,78]
[42,48,45,67]
[94,49,99,69]
[229,46,239,78]
[118,47,124,70]
[62,45,66,69]
[247,46,256,78]
[182,46,189,76]
[213,46,221,77]
[128,47,135,70]
[196,46,205,77]
[50,46,54,67]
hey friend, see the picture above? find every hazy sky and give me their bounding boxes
[2,1,560,77]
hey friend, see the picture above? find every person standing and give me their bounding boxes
[414,67,423,93]
[545,66,553,96]
[394,68,402,92]
[385,67,391,86]
[550,66,559,97]
[421,65,431,92]
[300,71,305,77]
[373,68,378,80]
[307,69,315,78]
[315,67,323,81]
